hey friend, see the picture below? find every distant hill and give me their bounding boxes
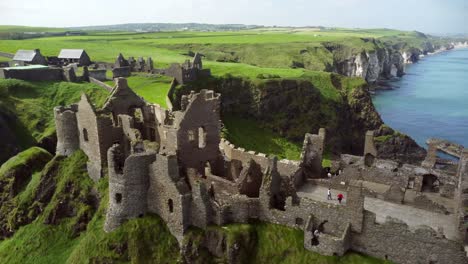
[68,23,262,32]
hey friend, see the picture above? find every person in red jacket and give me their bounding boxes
[337,193,344,204]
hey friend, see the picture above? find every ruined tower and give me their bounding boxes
[54,105,79,156]
[104,144,156,232]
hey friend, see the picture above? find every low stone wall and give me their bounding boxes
[89,69,107,81]
[2,67,64,81]
[0,51,14,59]
[90,77,113,92]
[166,78,177,111]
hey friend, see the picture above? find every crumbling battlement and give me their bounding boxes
[155,53,211,84]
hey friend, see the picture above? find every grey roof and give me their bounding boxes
[58,49,85,59]
[13,50,37,62]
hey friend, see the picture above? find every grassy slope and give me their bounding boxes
[0,79,109,145]
[0,150,181,264]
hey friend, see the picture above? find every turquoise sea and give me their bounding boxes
[373,48,468,149]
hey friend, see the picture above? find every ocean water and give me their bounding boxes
[372,48,468,149]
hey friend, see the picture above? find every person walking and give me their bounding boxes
[337,193,344,204]
[327,188,332,200]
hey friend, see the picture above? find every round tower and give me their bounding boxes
[54,105,79,156]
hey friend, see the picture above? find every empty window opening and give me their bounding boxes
[407,177,415,189]
[83,128,89,142]
[295,218,304,226]
[115,193,122,204]
[187,130,195,142]
[168,199,174,213]
[198,127,207,148]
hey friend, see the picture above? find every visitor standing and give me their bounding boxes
[337,193,344,204]
[327,188,332,200]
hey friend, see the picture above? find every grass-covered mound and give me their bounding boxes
[0,79,109,163]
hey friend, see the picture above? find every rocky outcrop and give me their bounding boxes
[331,45,405,83]
[331,40,468,83]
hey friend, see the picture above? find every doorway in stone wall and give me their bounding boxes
[421,174,439,192]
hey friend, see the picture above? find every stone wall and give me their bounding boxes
[166,78,177,111]
[0,51,14,59]
[352,211,468,264]
[88,69,107,81]
[147,153,191,242]
[89,77,113,92]
[2,67,64,81]
[76,94,114,181]
[175,90,222,172]
[456,149,468,242]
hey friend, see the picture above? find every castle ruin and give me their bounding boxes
[54,76,468,264]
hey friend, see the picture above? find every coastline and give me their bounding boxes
[371,42,468,92]
[371,44,468,152]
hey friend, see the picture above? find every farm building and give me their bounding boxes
[58,49,91,66]
[12,49,47,66]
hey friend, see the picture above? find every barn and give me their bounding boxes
[58,49,91,66]
[12,49,47,66]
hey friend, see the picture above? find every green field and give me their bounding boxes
[0,27,441,79]
[105,74,173,107]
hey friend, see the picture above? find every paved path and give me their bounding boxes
[297,182,460,241]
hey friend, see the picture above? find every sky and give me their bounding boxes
[0,0,466,34]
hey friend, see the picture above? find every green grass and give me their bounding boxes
[222,114,302,160]
[0,147,52,177]
[105,75,173,107]
[0,79,109,146]
[0,151,182,264]
[0,27,451,80]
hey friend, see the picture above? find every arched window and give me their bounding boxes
[168,199,174,213]
[82,128,89,142]
[198,127,206,148]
